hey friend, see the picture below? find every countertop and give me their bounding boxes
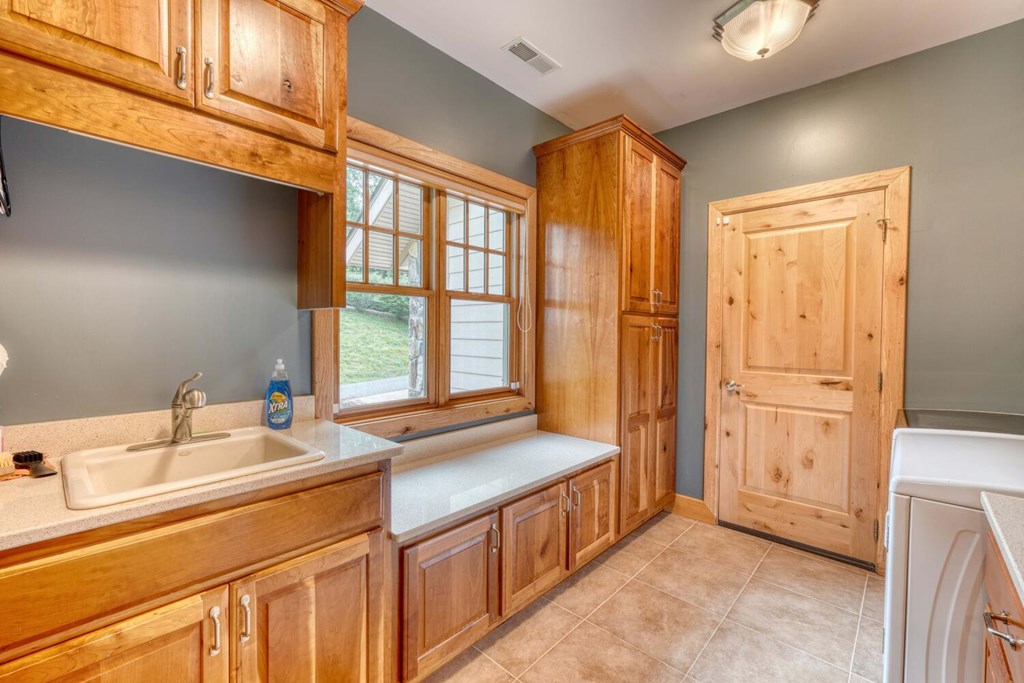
[982,491,1024,600]
[391,429,619,544]
[902,410,1024,436]
[0,420,401,552]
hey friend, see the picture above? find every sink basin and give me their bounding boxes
[62,426,325,509]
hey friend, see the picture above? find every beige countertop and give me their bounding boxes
[982,491,1024,600]
[0,419,401,552]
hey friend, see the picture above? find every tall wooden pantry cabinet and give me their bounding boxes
[534,116,685,537]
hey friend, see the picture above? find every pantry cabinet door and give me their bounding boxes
[0,587,229,682]
[232,533,372,683]
[402,513,500,682]
[501,481,568,615]
[569,461,617,569]
[619,315,656,535]
[198,0,339,149]
[652,318,678,509]
[652,159,681,316]
[622,135,656,314]
[0,0,193,105]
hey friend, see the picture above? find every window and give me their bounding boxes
[338,158,528,421]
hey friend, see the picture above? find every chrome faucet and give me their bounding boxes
[127,372,229,452]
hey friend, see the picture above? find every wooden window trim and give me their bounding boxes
[311,119,537,438]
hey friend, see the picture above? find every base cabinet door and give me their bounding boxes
[501,482,568,615]
[232,533,373,683]
[0,587,229,682]
[652,318,678,509]
[569,461,617,569]
[620,316,655,534]
[402,513,500,682]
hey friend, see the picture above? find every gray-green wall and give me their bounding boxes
[656,20,1024,498]
[0,8,567,426]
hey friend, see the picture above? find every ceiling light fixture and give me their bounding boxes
[713,0,818,61]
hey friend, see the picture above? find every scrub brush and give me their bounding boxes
[0,452,12,476]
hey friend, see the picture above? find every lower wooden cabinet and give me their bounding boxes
[569,461,617,569]
[402,513,500,682]
[502,481,568,614]
[985,532,1024,682]
[0,588,229,682]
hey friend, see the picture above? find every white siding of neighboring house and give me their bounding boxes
[450,300,508,392]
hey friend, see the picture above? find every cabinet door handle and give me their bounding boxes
[175,46,187,90]
[652,324,662,342]
[985,610,1023,650]
[561,491,571,514]
[490,523,500,553]
[572,485,582,509]
[204,57,215,99]
[239,594,252,643]
[208,605,222,656]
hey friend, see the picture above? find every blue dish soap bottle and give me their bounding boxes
[265,359,293,430]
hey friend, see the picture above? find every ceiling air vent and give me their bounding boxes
[501,36,560,75]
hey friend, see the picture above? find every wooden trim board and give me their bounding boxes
[703,167,911,571]
[668,494,715,525]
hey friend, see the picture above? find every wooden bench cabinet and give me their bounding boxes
[985,532,1024,682]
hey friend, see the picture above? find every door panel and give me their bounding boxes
[569,461,617,569]
[198,0,337,149]
[620,316,654,534]
[653,159,681,315]
[622,137,655,314]
[0,588,228,682]
[233,534,372,683]
[0,0,193,104]
[502,482,568,615]
[652,318,678,508]
[718,191,885,561]
[402,514,499,682]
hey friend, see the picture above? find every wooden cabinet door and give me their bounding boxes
[620,315,655,535]
[198,0,339,149]
[402,513,499,682]
[0,588,229,682]
[652,318,678,509]
[501,481,568,615]
[0,0,193,105]
[622,135,656,314]
[232,533,373,683]
[569,461,617,569]
[652,158,681,316]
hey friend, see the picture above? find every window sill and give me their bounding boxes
[338,395,534,440]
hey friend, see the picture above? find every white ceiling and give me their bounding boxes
[365,0,1024,133]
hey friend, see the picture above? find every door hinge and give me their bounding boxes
[877,218,890,243]
[877,372,883,393]
[873,519,879,542]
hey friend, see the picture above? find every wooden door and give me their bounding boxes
[569,461,617,569]
[717,190,886,562]
[620,315,656,535]
[198,0,339,149]
[652,159,681,316]
[652,317,678,509]
[0,0,193,105]
[402,513,499,682]
[0,588,228,682]
[501,482,568,614]
[232,533,372,683]
[622,136,656,314]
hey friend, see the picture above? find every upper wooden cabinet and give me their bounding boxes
[197,0,341,150]
[0,0,194,105]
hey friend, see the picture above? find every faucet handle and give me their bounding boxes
[182,388,207,410]
[173,372,204,404]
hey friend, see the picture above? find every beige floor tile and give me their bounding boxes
[726,578,859,668]
[595,532,664,576]
[422,648,515,683]
[688,620,848,683]
[852,676,873,683]
[863,575,885,621]
[631,512,695,546]
[547,561,629,617]
[635,547,749,615]
[754,546,867,613]
[670,522,770,575]
[588,580,721,672]
[519,621,681,683]
[475,599,580,676]
[852,617,883,682]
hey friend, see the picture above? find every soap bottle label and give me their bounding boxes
[267,391,292,426]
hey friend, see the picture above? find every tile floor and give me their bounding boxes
[425,512,884,683]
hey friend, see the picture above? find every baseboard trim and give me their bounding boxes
[668,494,716,524]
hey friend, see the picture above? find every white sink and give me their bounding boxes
[62,427,325,510]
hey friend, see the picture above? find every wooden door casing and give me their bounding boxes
[717,191,886,562]
[622,135,656,315]
[0,0,193,105]
[652,318,678,509]
[0,588,229,682]
[620,315,655,535]
[198,0,339,149]
[653,159,681,316]
[501,481,568,615]
[231,533,373,683]
[402,513,499,682]
[569,461,617,569]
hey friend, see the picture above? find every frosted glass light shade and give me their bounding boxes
[715,0,814,61]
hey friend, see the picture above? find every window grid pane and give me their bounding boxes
[449,299,510,394]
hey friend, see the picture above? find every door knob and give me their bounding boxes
[725,380,742,393]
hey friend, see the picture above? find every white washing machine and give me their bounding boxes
[884,411,1024,683]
